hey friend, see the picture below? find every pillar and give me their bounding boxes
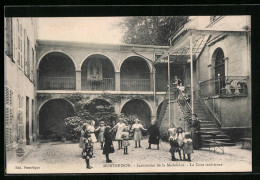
[115,71,120,91]
[150,72,154,91]
[76,70,82,91]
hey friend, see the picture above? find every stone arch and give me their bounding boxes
[37,50,77,70]
[119,55,152,73]
[37,98,75,116]
[80,53,116,91]
[120,56,152,91]
[211,47,226,94]
[38,98,75,137]
[37,51,76,90]
[120,98,153,127]
[79,53,116,71]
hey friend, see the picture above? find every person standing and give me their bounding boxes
[111,118,125,150]
[190,114,202,150]
[103,126,115,163]
[146,119,160,150]
[183,132,194,161]
[95,121,106,150]
[174,76,182,86]
[175,127,185,160]
[121,127,130,155]
[87,120,97,143]
[131,119,147,148]
[82,130,94,169]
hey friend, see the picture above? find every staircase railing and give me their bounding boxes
[177,89,192,117]
[156,85,179,127]
[198,96,222,126]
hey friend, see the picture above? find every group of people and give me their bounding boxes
[79,118,161,169]
[168,114,201,161]
[79,114,201,169]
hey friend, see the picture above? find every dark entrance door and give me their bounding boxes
[26,96,30,144]
[214,49,225,94]
[31,99,34,138]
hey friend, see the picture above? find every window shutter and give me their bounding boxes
[12,18,17,63]
[24,29,27,73]
[5,18,13,58]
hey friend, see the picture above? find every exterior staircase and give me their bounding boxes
[193,101,236,146]
[156,85,235,147]
[156,86,178,128]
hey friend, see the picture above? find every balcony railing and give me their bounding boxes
[121,79,150,91]
[38,77,76,90]
[199,76,248,98]
[82,78,115,91]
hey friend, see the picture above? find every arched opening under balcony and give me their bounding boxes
[120,56,151,91]
[81,54,115,91]
[121,99,151,128]
[38,52,76,90]
[39,99,75,138]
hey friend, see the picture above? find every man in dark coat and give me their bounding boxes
[190,114,202,149]
[146,120,160,150]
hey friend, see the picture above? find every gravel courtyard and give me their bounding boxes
[6,138,252,174]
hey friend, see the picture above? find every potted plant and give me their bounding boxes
[236,84,244,94]
[229,85,236,94]
[220,87,227,95]
[61,135,66,143]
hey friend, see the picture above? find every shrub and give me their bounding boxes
[64,116,86,142]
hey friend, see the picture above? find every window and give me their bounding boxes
[5,18,13,59]
[17,19,23,68]
[30,48,34,81]
[5,86,14,145]
[18,94,24,141]
[25,38,31,78]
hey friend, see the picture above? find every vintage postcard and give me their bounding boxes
[5,13,252,173]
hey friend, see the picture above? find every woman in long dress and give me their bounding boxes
[131,119,147,148]
[87,121,97,143]
[147,119,160,150]
[111,118,125,150]
[95,121,106,149]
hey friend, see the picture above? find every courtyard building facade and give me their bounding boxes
[5,16,251,148]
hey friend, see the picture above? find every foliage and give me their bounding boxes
[64,99,118,141]
[119,16,189,46]
[119,113,138,126]
[64,116,86,141]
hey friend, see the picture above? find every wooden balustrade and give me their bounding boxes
[82,78,115,91]
[38,77,75,90]
[120,79,151,91]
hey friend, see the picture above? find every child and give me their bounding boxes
[183,133,194,161]
[95,121,106,150]
[87,120,97,143]
[131,119,147,148]
[79,124,87,150]
[169,136,179,161]
[82,130,94,169]
[111,118,125,150]
[175,127,185,160]
[121,127,130,155]
[103,126,115,163]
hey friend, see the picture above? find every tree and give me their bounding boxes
[120,16,189,46]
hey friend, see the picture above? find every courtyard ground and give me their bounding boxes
[6,138,252,174]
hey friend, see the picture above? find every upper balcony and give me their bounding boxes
[37,52,153,92]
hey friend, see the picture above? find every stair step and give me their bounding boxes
[200,124,218,128]
[201,134,229,139]
[214,139,233,143]
[200,121,214,124]
[200,128,220,131]
[200,131,221,135]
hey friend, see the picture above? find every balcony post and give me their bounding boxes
[76,70,82,91]
[115,71,120,91]
[150,72,154,91]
